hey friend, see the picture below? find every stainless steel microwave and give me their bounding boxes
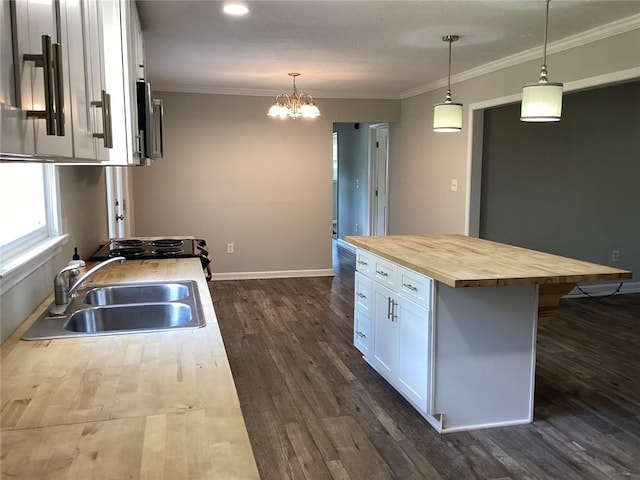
[136,81,163,160]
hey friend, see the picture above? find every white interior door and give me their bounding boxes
[371,125,389,236]
[106,166,134,238]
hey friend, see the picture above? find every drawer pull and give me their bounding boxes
[376,270,388,277]
[357,260,368,266]
[356,292,367,299]
[356,331,367,338]
[403,283,418,292]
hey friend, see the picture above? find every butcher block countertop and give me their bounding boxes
[0,258,260,479]
[345,234,632,288]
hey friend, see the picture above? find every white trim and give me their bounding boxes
[212,268,335,281]
[337,238,356,252]
[401,14,640,99]
[564,281,640,298]
[0,234,69,294]
[438,418,533,434]
[153,82,399,100]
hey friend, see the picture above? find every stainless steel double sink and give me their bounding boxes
[22,281,206,340]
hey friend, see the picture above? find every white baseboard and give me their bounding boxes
[564,281,640,298]
[212,268,335,281]
[336,238,356,252]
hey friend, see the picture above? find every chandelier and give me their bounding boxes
[267,73,321,119]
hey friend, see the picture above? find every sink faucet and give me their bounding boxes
[52,257,126,312]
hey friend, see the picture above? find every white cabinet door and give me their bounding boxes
[0,1,35,158]
[84,0,111,162]
[371,281,396,377]
[396,298,430,413]
[100,0,143,166]
[63,0,96,160]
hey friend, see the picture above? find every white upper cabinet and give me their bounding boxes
[1,0,148,165]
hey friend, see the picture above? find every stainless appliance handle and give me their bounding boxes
[152,98,163,158]
[24,35,55,135]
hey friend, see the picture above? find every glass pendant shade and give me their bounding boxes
[521,81,563,122]
[433,100,463,132]
[267,73,320,119]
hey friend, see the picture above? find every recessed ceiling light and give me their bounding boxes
[223,4,249,15]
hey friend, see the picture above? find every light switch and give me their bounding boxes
[451,179,458,192]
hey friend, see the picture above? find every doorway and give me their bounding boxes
[332,122,389,246]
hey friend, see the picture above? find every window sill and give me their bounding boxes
[0,234,69,295]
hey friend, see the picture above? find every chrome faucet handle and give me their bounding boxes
[52,257,126,314]
[54,265,81,306]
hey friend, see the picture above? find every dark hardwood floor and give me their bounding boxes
[209,243,640,480]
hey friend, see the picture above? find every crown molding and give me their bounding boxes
[153,14,639,101]
[400,13,640,100]
[152,82,400,100]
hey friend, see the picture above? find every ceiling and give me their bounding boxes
[136,1,640,99]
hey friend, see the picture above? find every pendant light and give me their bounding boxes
[521,0,563,122]
[267,73,321,120]
[433,35,462,133]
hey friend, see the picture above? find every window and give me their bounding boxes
[0,163,63,292]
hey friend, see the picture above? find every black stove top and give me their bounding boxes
[89,237,212,281]
[90,238,196,260]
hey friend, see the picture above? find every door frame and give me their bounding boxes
[369,123,389,236]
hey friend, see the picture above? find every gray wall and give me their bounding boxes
[1,166,108,343]
[132,93,399,277]
[480,80,639,279]
[389,29,640,236]
[334,123,371,240]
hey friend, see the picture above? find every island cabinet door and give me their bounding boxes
[396,298,430,413]
[371,281,397,377]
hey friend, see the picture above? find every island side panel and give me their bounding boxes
[433,283,538,432]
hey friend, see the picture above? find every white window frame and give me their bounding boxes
[0,164,68,295]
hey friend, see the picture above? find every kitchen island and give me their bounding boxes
[346,234,632,433]
[0,258,260,479]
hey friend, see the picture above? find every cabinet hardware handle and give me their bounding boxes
[24,35,55,135]
[391,300,398,322]
[91,90,113,148]
[403,283,418,292]
[357,260,368,266]
[52,42,65,136]
[376,270,388,277]
[387,296,392,319]
[356,331,367,338]
[356,292,367,299]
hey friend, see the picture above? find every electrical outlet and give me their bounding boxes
[227,243,234,254]
[355,223,359,233]
[612,250,619,262]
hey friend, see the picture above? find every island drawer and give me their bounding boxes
[356,249,397,290]
[354,309,372,355]
[355,250,375,276]
[398,266,433,309]
[355,271,372,314]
